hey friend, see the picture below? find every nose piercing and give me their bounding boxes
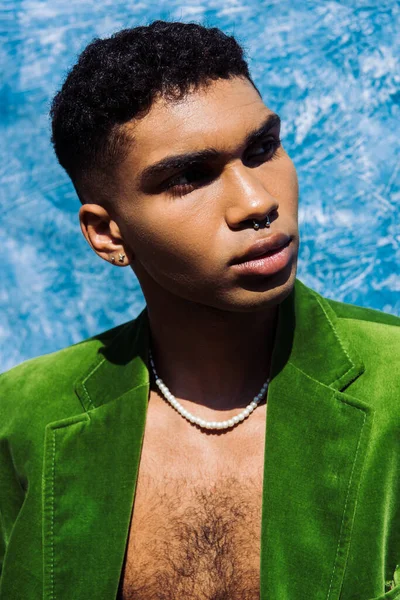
[253,214,271,231]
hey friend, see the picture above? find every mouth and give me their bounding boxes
[229,233,293,277]
[230,232,292,264]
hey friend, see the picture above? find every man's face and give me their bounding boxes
[112,76,299,312]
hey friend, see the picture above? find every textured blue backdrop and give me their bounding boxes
[1,0,399,372]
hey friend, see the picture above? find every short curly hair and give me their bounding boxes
[50,20,260,204]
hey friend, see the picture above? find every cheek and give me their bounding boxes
[269,159,299,220]
[131,217,225,300]
[124,206,220,275]
[283,155,299,197]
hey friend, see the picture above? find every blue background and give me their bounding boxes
[1,0,399,373]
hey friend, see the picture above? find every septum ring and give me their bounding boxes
[253,214,271,231]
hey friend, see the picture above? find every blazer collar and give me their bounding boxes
[42,278,369,599]
[272,278,364,390]
[74,277,365,412]
[74,304,151,412]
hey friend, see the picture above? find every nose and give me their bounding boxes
[224,164,279,229]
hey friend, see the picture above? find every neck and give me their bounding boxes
[145,293,279,411]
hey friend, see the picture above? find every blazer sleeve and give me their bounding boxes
[0,370,27,580]
[0,439,25,578]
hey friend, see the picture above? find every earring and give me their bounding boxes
[118,253,125,263]
[110,256,116,264]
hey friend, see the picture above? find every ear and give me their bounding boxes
[78,204,132,266]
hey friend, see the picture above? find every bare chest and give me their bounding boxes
[117,408,266,600]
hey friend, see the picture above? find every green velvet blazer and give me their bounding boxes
[0,278,399,600]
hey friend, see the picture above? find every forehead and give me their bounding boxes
[123,77,273,168]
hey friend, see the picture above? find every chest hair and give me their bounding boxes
[118,473,263,600]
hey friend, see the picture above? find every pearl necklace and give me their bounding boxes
[149,350,270,430]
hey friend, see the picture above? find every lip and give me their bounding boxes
[230,232,292,265]
[229,233,293,277]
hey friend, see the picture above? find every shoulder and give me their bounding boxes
[326,295,400,328]
[308,285,400,390]
[324,293,400,352]
[294,278,399,385]
[0,318,130,389]
[0,317,137,432]
[295,278,400,342]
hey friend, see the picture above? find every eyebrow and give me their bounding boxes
[139,112,281,188]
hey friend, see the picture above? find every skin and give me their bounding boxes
[79,75,299,437]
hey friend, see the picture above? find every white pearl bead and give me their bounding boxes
[150,349,269,431]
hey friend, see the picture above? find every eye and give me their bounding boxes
[163,137,282,199]
[248,137,281,162]
[164,167,212,198]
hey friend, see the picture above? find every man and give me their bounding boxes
[0,20,399,600]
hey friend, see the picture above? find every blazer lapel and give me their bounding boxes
[259,280,372,600]
[42,310,151,599]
